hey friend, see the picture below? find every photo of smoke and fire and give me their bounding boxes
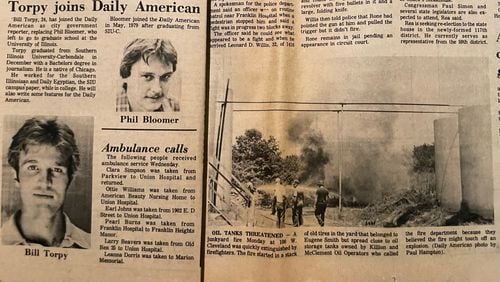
[207,56,494,228]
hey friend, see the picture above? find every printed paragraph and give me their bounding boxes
[5,16,97,102]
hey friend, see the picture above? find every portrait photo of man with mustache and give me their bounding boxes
[116,38,180,112]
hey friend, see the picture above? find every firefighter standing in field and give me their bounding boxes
[315,181,329,227]
[292,179,304,227]
[246,181,256,227]
[272,178,287,228]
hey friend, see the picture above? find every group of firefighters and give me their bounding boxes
[271,178,330,228]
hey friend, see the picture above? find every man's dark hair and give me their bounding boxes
[7,117,80,182]
[119,38,177,79]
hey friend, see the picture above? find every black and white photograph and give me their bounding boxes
[207,57,494,228]
[116,38,182,112]
[1,115,93,248]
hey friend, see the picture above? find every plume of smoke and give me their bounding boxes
[341,144,408,204]
[287,117,312,142]
[287,117,330,185]
[328,114,410,204]
[299,132,330,182]
[286,110,410,205]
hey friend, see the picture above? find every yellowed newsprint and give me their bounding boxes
[1,0,500,281]
[0,0,207,281]
[205,0,500,281]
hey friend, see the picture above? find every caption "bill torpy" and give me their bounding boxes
[25,248,68,260]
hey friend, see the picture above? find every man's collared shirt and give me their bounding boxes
[2,212,91,249]
[274,185,287,204]
[316,187,329,206]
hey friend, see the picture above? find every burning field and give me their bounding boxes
[285,114,410,206]
[226,111,493,228]
[246,182,492,228]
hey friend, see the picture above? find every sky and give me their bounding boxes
[211,55,489,156]
[208,54,490,199]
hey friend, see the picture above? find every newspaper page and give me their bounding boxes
[0,0,207,281]
[205,0,500,280]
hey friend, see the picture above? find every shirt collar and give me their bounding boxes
[2,212,90,249]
